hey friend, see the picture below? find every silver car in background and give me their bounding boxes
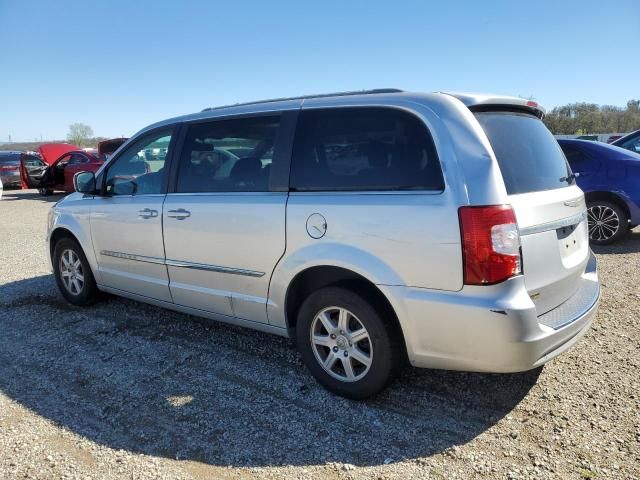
[0,151,24,189]
[47,89,600,398]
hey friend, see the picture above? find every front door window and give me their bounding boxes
[104,130,172,195]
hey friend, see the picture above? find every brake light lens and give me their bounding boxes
[459,205,521,285]
[0,165,18,171]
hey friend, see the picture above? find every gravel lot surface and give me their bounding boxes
[0,188,638,480]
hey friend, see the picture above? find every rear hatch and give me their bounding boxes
[474,110,589,315]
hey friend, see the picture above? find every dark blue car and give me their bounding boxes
[611,128,640,154]
[558,139,640,244]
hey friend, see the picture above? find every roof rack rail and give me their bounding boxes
[201,88,404,112]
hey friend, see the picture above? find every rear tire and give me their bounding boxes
[53,238,99,306]
[587,200,628,245]
[38,187,53,196]
[295,286,402,399]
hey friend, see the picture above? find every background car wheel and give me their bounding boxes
[587,200,628,245]
[53,237,99,306]
[38,188,53,196]
[295,286,403,400]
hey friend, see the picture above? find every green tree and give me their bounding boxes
[544,100,640,134]
[66,123,94,147]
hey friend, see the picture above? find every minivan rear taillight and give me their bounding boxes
[459,205,521,285]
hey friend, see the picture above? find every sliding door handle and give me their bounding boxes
[167,208,191,220]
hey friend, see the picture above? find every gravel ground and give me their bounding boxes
[0,188,638,480]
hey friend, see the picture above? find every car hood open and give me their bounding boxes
[38,143,80,166]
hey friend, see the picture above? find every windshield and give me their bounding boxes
[474,111,573,195]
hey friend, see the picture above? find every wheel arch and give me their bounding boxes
[49,227,79,261]
[282,265,408,358]
[584,190,632,223]
[49,223,99,279]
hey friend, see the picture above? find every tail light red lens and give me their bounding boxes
[0,166,18,172]
[459,205,521,285]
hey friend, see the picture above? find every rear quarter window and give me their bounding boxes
[474,111,573,195]
[290,107,444,191]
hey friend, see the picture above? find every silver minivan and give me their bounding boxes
[49,90,600,399]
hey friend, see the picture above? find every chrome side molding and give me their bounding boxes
[164,259,265,277]
[100,250,165,265]
[100,250,264,277]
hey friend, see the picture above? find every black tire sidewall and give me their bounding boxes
[53,238,98,306]
[295,286,401,400]
[587,200,629,245]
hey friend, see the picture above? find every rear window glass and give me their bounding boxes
[474,111,573,195]
[0,154,20,165]
[290,107,444,191]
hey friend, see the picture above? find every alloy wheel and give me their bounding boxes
[587,204,620,242]
[310,306,373,382]
[59,249,85,295]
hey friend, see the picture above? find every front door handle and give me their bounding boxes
[138,208,158,219]
[167,208,191,220]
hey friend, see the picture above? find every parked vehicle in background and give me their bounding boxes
[611,128,640,154]
[48,90,600,398]
[607,135,622,144]
[20,139,127,195]
[1,151,37,188]
[0,176,3,200]
[558,139,640,244]
[98,137,128,162]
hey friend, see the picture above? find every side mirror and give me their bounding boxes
[73,171,96,194]
[112,179,137,196]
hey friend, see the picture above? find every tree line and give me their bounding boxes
[0,123,107,152]
[543,100,640,135]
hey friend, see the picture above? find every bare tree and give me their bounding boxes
[67,123,94,147]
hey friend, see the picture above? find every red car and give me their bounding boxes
[20,138,127,195]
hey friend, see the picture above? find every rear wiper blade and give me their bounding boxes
[559,173,578,183]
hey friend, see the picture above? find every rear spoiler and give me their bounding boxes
[440,92,546,119]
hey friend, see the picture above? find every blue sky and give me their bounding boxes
[1,0,638,141]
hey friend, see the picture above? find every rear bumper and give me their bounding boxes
[382,251,599,372]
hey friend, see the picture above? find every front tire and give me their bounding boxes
[295,286,402,399]
[53,238,99,306]
[38,187,53,196]
[587,200,628,245]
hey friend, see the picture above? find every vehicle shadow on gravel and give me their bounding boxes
[591,228,640,255]
[0,274,540,467]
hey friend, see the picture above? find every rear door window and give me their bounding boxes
[176,116,280,193]
[290,107,444,191]
[474,111,573,195]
